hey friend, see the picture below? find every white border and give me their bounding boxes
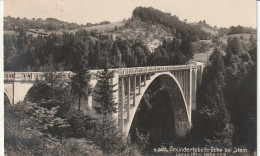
[0,1,258,155]
[257,1,259,155]
[0,0,4,155]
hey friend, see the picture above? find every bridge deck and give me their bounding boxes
[4,63,204,81]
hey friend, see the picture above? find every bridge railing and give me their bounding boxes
[4,63,204,81]
[116,64,203,75]
[4,71,73,81]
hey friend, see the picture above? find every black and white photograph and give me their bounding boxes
[3,0,257,155]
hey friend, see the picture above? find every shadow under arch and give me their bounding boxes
[23,85,38,103]
[4,92,12,107]
[126,72,190,138]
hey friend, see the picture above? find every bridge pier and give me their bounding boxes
[127,76,131,121]
[185,70,188,106]
[192,69,198,111]
[112,72,119,122]
[132,76,136,107]
[138,75,141,95]
[189,67,192,117]
[147,73,151,80]
[119,77,125,133]
[144,74,146,86]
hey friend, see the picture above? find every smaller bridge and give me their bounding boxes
[4,62,204,136]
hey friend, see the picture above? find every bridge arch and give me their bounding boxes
[4,89,12,106]
[125,72,190,136]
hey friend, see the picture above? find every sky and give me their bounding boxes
[4,0,257,28]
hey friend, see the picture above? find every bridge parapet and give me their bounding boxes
[89,63,204,76]
[116,64,202,76]
[4,71,73,81]
[5,63,204,81]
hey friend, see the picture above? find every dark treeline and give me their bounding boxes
[4,16,111,31]
[132,7,212,41]
[4,30,150,71]
[147,38,194,65]
[185,35,257,154]
[228,25,256,35]
[4,29,196,71]
[218,25,256,36]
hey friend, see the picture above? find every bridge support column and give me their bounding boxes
[174,71,177,79]
[138,75,141,95]
[144,74,146,86]
[119,77,125,134]
[133,76,136,107]
[112,72,119,124]
[178,71,181,86]
[147,73,151,80]
[198,66,204,85]
[177,71,184,90]
[185,70,189,108]
[127,76,131,121]
[175,70,178,80]
[189,68,192,118]
[183,70,186,101]
[192,69,198,111]
[181,71,184,93]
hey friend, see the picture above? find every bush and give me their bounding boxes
[5,102,104,156]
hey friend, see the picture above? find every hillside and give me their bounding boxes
[68,21,125,33]
[132,7,212,40]
[191,33,257,64]
[4,7,257,57]
[4,16,113,37]
[107,18,175,52]
[219,33,256,44]
[4,16,84,31]
[200,25,218,35]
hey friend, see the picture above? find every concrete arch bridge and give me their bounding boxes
[4,62,204,137]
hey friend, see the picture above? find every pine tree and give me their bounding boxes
[71,38,91,111]
[94,66,117,119]
[191,49,233,148]
[110,44,122,68]
[71,54,91,111]
[91,65,127,155]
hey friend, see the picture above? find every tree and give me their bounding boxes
[209,47,226,75]
[91,65,131,154]
[26,68,74,139]
[94,67,117,118]
[181,39,194,61]
[70,38,91,111]
[198,72,233,147]
[71,68,91,111]
[226,37,243,55]
[223,35,256,153]
[189,49,233,148]
[249,35,256,50]
[110,44,123,68]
